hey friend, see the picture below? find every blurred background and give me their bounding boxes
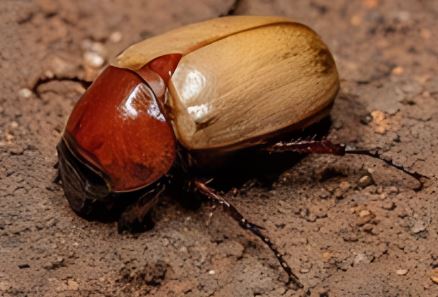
[1,1,437,296]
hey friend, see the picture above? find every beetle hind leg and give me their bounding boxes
[265,139,427,190]
[194,180,303,289]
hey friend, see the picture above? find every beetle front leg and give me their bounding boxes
[118,185,165,233]
[52,161,62,184]
[32,75,92,98]
[194,180,303,289]
[265,139,427,189]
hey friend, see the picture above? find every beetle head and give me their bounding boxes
[57,139,115,219]
[58,66,176,218]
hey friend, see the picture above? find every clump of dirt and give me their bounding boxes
[1,0,437,296]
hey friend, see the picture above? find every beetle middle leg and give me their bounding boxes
[264,139,427,189]
[194,180,303,289]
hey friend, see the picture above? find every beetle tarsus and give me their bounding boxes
[343,145,427,190]
[194,180,303,289]
[265,139,427,190]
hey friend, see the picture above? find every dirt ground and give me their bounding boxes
[1,0,438,296]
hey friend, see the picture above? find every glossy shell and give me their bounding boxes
[64,65,176,192]
[115,16,339,151]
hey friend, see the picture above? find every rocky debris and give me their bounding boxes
[356,210,376,227]
[18,88,32,99]
[431,268,438,284]
[339,227,359,242]
[219,240,244,258]
[83,51,105,69]
[109,31,123,43]
[66,279,79,291]
[396,269,408,276]
[55,278,80,292]
[353,253,373,266]
[357,175,374,188]
[410,220,427,234]
[333,181,351,199]
[381,200,396,210]
[43,256,65,270]
[81,39,107,79]
[370,110,389,134]
[118,260,168,287]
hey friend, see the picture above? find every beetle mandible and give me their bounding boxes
[56,16,424,288]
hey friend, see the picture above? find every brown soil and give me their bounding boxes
[1,0,437,296]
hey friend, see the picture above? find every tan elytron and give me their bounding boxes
[116,16,339,151]
[115,16,290,70]
[168,22,339,150]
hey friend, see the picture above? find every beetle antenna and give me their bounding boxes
[194,180,303,289]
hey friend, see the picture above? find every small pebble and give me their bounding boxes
[67,279,79,290]
[396,269,408,275]
[431,268,438,284]
[109,31,122,43]
[371,110,388,134]
[318,188,330,199]
[318,288,330,297]
[382,200,395,210]
[359,210,371,217]
[306,213,317,223]
[353,253,370,266]
[421,28,431,40]
[322,252,333,262]
[387,186,399,194]
[357,210,374,226]
[410,220,427,234]
[81,40,107,55]
[83,51,105,68]
[18,88,32,98]
[43,257,64,270]
[342,232,358,242]
[358,175,374,188]
[208,270,215,275]
[392,66,404,75]
[339,181,351,191]
[300,262,312,273]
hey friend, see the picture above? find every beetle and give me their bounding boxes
[56,16,424,288]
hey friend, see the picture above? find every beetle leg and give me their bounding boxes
[194,180,303,289]
[265,139,427,190]
[52,169,61,185]
[117,184,165,233]
[52,161,62,184]
[32,75,92,98]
